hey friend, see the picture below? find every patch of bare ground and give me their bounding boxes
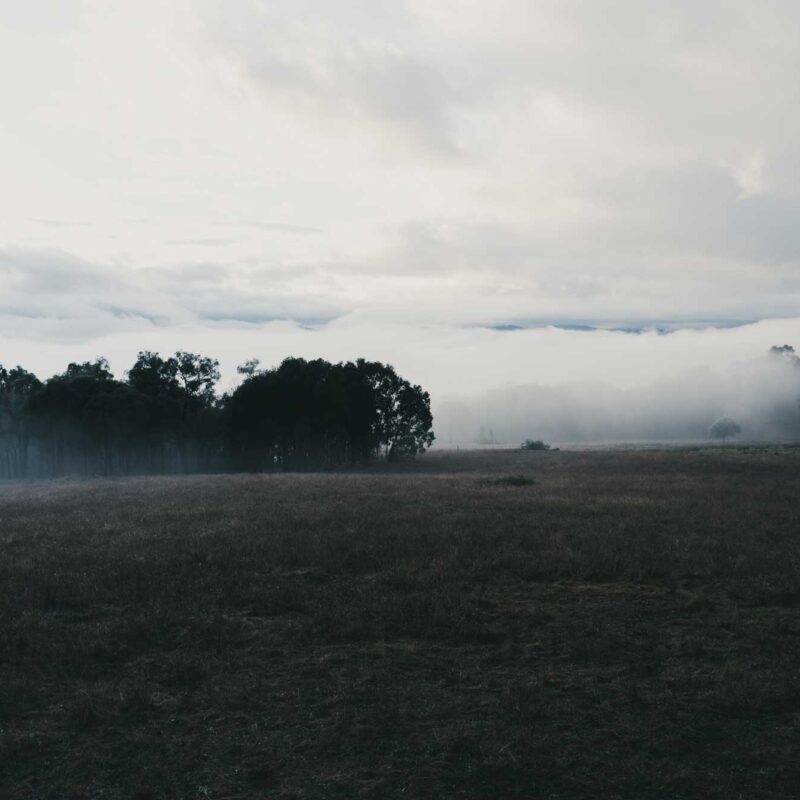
[1,448,800,798]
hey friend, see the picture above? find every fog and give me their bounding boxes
[434,349,800,447]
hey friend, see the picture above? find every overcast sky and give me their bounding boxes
[2,0,800,397]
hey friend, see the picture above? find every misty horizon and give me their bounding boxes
[3,1,800,412]
[3,337,799,460]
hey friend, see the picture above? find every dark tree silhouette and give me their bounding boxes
[128,351,181,397]
[227,357,433,470]
[125,351,185,471]
[126,351,222,472]
[29,358,131,475]
[0,352,433,478]
[174,352,220,409]
[355,359,435,460]
[769,344,798,360]
[236,358,261,378]
[0,365,41,478]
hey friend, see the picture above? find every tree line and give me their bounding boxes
[0,353,434,479]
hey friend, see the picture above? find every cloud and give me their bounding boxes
[239,221,323,234]
[166,238,238,247]
[2,310,800,424]
[0,247,345,339]
[31,218,92,228]
[2,0,800,397]
[0,246,120,294]
[730,151,768,199]
[200,0,461,155]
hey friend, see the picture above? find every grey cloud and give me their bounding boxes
[183,2,800,322]
[96,305,169,326]
[1,0,83,33]
[240,222,323,235]
[0,306,59,320]
[31,218,91,228]
[0,246,121,294]
[143,258,347,327]
[5,2,800,348]
[592,164,800,265]
[166,238,238,247]
[149,263,229,283]
[199,309,338,326]
[0,246,346,338]
[168,281,345,328]
[475,319,759,335]
[201,0,460,155]
[728,195,800,264]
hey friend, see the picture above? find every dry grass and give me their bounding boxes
[2,448,800,798]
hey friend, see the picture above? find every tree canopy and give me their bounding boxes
[0,352,434,478]
[226,357,433,471]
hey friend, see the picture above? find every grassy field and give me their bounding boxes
[2,448,800,799]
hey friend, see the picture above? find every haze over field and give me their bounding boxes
[3,1,800,442]
[437,345,800,446]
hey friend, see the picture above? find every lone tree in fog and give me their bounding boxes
[769,344,799,362]
[709,416,742,441]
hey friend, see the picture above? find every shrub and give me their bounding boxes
[521,439,551,451]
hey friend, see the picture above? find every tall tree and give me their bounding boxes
[355,360,435,459]
[226,357,434,470]
[30,358,128,475]
[0,365,41,478]
[174,351,220,411]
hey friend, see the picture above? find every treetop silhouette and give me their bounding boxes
[0,351,434,478]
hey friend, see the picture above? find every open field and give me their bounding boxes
[2,448,800,799]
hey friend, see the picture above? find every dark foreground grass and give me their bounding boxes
[1,448,800,799]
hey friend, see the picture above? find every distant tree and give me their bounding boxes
[769,344,800,369]
[766,345,800,440]
[709,417,742,441]
[174,351,220,410]
[236,358,261,378]
[127,351,181,397]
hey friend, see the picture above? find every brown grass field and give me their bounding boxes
[2,447,800,799]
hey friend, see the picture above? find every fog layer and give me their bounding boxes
[435,350,800,446]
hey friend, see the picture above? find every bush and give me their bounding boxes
[521,439,551,451]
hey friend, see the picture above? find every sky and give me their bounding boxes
[2,0,800,409]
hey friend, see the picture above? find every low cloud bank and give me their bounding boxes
[3,314,800,448]
[435,351,800,446]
